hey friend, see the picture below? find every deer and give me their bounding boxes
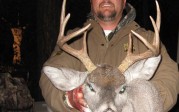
[43,0,163,112]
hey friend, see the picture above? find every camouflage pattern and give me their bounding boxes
[0,73,34,111]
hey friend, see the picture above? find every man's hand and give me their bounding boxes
[67,86,89,112]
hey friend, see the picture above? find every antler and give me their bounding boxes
[57,0,96,72]
[118,0,161,73]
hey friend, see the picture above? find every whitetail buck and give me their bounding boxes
[43,0,163,111]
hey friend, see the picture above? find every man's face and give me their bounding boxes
[91,0,126,22]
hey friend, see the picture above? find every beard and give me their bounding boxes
[96,0,117,22]
[97,11,116,22]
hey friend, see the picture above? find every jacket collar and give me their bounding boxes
[115,3,136,34]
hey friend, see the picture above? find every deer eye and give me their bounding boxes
[119,85,126,94]
[87,83,95,92]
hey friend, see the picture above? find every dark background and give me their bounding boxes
[0,0,179,111]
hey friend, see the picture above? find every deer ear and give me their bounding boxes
[124,55,161,83]
[43,66,88,91]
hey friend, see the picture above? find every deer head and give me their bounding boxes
[43,0,163,112]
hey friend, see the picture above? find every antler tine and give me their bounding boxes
[118,0,161,74]
[59,0,68,40]
[127,33,133,55]
[57,0,96,72]
[153,0,160,49]
[156,0,161,32]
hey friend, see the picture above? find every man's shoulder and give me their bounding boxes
[126,21,141,30]
[127,21,154,35]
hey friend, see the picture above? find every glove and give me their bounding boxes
[66,86,90,112]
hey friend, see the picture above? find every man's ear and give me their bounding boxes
[43,66,88,91]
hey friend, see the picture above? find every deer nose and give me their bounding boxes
[104,108,115,112]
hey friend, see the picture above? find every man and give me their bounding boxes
[40,0,179,111]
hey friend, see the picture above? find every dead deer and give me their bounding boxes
[43,0,163,111]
